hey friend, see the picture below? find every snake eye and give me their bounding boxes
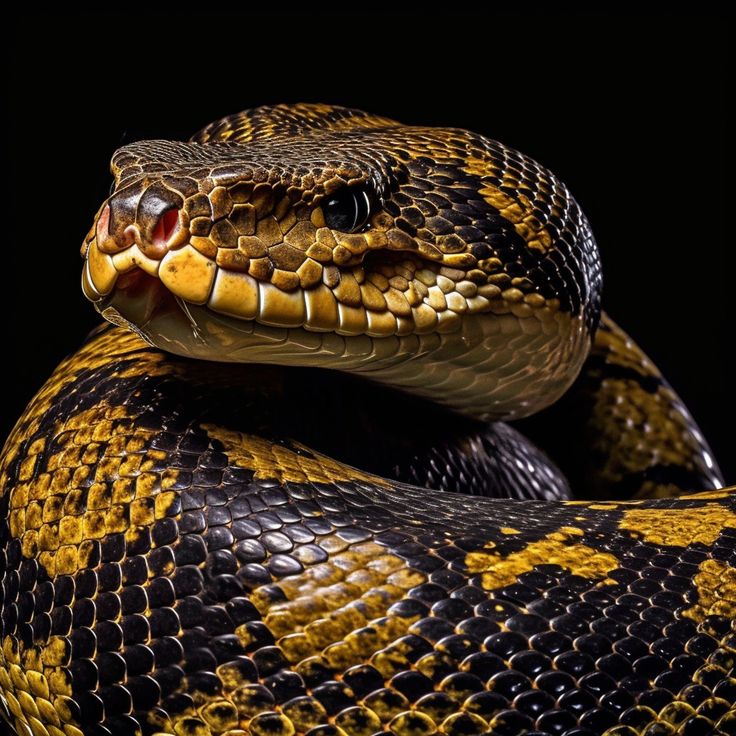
[323,186,372,233]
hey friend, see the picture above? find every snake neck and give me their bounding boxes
[355,313,591,421]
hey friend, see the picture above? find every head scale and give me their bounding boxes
[82,103,601,420]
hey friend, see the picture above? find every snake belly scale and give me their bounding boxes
[0,104,733,736]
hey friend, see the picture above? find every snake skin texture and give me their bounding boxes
[1,105,733,736]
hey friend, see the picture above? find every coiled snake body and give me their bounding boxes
[1,105,734,736]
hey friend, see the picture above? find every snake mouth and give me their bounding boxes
[83,235,518,342]
[90,270,183,341]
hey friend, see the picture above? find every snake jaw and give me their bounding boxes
[81,258,588,423]
[92,271,180,336]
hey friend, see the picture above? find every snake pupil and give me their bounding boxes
[322,186,372,233]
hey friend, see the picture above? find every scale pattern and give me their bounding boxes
[0,329,734,736]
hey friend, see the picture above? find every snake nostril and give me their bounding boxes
[96,205,111,242]
[152,208,180,246]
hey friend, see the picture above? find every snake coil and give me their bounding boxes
[1,105,733,736]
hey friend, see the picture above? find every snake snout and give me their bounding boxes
[98,184,186,259]
[84,183,190,301]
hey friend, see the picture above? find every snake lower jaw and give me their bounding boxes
[89,281,588,424]
[91,271,175,329]
[89,270,206,353]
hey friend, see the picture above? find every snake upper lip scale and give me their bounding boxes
[1,104,733,736]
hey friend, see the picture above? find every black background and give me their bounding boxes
[6,10,732,483]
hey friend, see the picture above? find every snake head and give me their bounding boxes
[81,103,601,420]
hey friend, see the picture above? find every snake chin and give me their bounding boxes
[93,271,183,344]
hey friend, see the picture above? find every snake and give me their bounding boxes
[1,104,734,736]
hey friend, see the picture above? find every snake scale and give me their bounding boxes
[1,104,734,736]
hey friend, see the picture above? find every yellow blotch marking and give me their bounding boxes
[682,487,735,501]
[683,559,736,622]
[588,504,620,510]
[1,327,176,502]
[202,424,390,486]
[591,378,704,500]
[199,103,398,144]
[0,304,175,736]
[619,504,736,547]
[463,156,553,253]
[466,527,619,590]
[565,498,643,507]
[248,539,425,670]
[161,541,426,735]
[5,400,179,578]
[500,527,520,535]
[582,316,716,501]
[595,314,662,377]
[0,636,76,736]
